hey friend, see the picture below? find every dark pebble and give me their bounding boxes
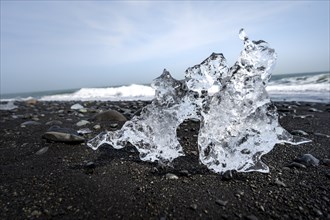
[222,170,233,180]
[92,110,127,122]
[277,108,296,113]
[321,158,330,166]
[244,214,259,220]
[42,126,85,143]
[274,178,286,187]
[85,161,96,169]
[325,172,330,179]
[308,107,322,112]
[179,170,190,177]
[294,154,319,167]
[35,147,49,155]
[287,162,306,169]
[215,199,228,206]
[21,121,41,126]
[46,120,63,126]
[190,204,197,210]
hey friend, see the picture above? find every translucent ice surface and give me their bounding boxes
[88,29,311,174]
[88,70,198,163]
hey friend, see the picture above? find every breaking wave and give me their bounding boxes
[1,72,329,103]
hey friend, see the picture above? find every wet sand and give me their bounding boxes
[0,100,329,219]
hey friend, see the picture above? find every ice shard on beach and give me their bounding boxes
[88,29,311,174]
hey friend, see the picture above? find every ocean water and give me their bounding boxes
[1,71,329,103]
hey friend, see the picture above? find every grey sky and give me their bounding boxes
[1,1,329,94]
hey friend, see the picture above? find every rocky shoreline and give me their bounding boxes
[0,100,329,219]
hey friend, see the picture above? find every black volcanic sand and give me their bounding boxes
[0,100,329,219]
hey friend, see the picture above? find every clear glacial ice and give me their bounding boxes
[88,29,311,174]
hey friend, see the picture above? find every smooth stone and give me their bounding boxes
[93,124,101,130]
[31,210,42,217]
[325,172,330,179]
[287,162,306,169]
[46,120,63,126]
[282,167,291,171]
[191,150,198,156]
[295,154,319,166]
[85,161,96,169]
[190,204,197,210]
[79,108,88,113]
[277,108,296,113]
[321,159,330,166]
[93,110,127,122]
[235,190,244,197]
[76,120,90,127]
[274,178,286,187]
[21,121,41,127]
[222,170,233,180]
[71,103,84,110]
[308,107,322,112]
[179,170,190,177]
[43,126,85,143]
[245,214,259,220]
[165,173,179,180]
[36,147,48,155]
[291,130,309,136]
[215,199,228,206]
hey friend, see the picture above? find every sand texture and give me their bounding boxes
[0,100,329,219]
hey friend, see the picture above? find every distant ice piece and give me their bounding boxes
[88,29,310,174]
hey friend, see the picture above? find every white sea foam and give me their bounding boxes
[40,84,155,101]
[1,72,329,102]
[267,73,329,102]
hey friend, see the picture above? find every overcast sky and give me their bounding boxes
[1,1,329,94]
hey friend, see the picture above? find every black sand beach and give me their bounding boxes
[0,100,329,219]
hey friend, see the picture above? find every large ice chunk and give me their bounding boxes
[88,29,310,174]
[89,70,198,163]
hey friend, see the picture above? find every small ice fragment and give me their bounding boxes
[77,128,92,135]
[76,120,90,127]
[165,173,179,180]
[71,103,84,110]
[88,29,311,174]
